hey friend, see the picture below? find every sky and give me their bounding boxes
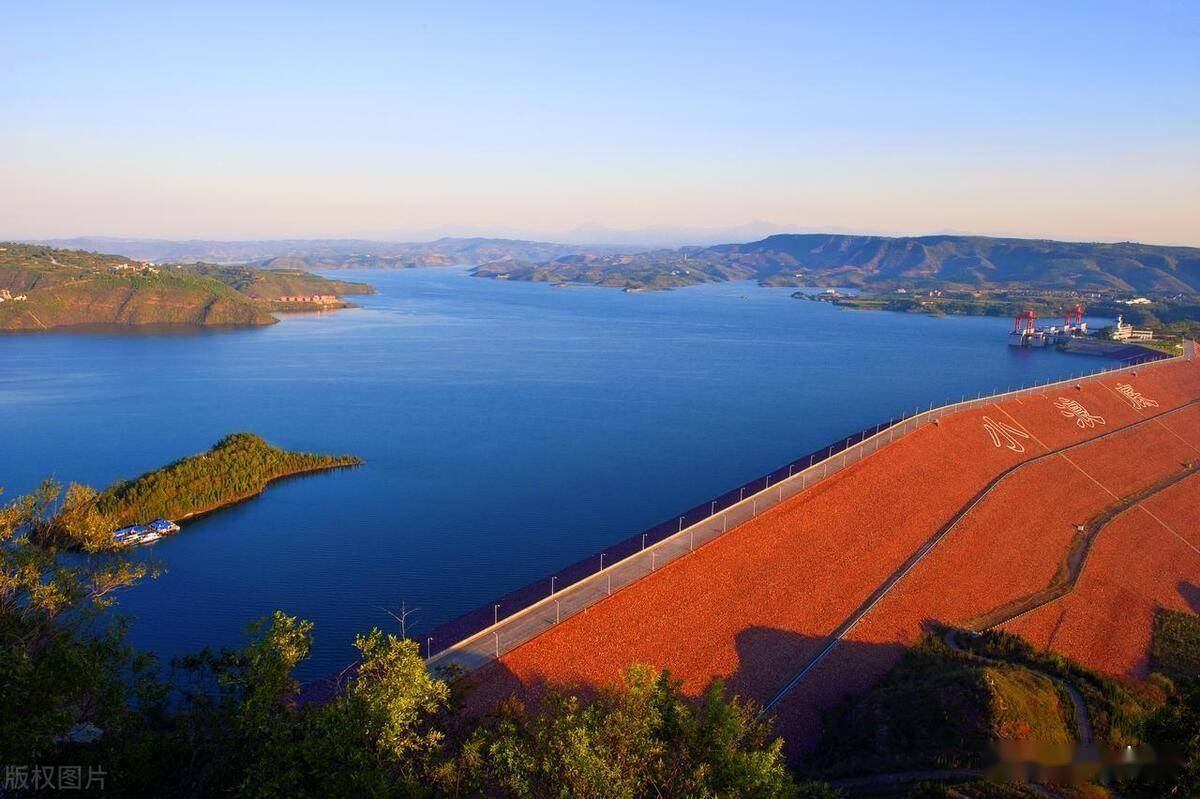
[2,1,1198,246]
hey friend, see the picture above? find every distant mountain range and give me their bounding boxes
[545,221,802,248]
[23,232,1200,296]
[474,234,1200,294]
[25,237,634,268]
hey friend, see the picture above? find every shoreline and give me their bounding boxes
[173,459,363,524]
[0,302,364,335]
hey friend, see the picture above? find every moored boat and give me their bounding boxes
[112,521,177,546]
[113,524,153,546]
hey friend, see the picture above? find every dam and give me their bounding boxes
[424,342,1199,756]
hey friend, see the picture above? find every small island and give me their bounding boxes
[0,244,376,332]
[30,433,361,551]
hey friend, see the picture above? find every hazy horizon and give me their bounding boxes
[19,222,1200,252]
[4,2,1198,246]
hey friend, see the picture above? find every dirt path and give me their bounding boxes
[24,308,49,329]
[971,461,1200,631]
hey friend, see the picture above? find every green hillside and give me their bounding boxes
[814,629,1155,779]
[180,263,376,300]
[816,635,1075,776]
[1150,609,1200,683]
[0,244,374,331]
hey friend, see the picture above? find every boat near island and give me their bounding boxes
[113,519,180,546]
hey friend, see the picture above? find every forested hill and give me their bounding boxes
[474,234,1200,294]
[0,244,374,332]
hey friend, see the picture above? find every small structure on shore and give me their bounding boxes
[277,294,339,305]
[1110,314,1154,342]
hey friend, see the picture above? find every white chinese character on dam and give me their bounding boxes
[982,416,1032,453]
[1054,398,1106,429]
[1114,383,1159,410]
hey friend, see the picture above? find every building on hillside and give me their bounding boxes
[1110,314,1154,341]
[278,294,339,304]
[110,262,158,274]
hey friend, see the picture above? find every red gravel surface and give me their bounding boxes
[1151,404,1200,452]
[1064,422,1196,498]
[1142,472,1200,549]
[1000,383,1141,452]
[769,393,1200,743]
[467,358,1200,755]
[1004,473,1200,678]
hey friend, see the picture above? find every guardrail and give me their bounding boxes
[425,344,1190,672]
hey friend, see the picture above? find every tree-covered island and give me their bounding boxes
[26,433,361,551]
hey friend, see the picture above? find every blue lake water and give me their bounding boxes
[1,268,1117,678]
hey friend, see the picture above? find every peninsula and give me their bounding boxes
[0,244,375,332]
[31,433,361,550]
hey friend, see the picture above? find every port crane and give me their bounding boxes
[1009,309,1046,347]
[1061,304,1087,336]
[1010,305,1090,348]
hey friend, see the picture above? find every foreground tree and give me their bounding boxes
[0,484,155,766]
[445,665,801,799]
[217,619,453,797]
[1122,677,1200,798]
[3,479,827,797]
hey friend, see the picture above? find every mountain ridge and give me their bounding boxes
[474,233,1200,294]
[24,236,637,268]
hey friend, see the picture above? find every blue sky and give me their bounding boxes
[2,1,1197,244]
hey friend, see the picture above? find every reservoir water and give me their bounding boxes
[1,268,1117,678]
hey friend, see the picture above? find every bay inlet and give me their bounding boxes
[0,266,1118,678]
